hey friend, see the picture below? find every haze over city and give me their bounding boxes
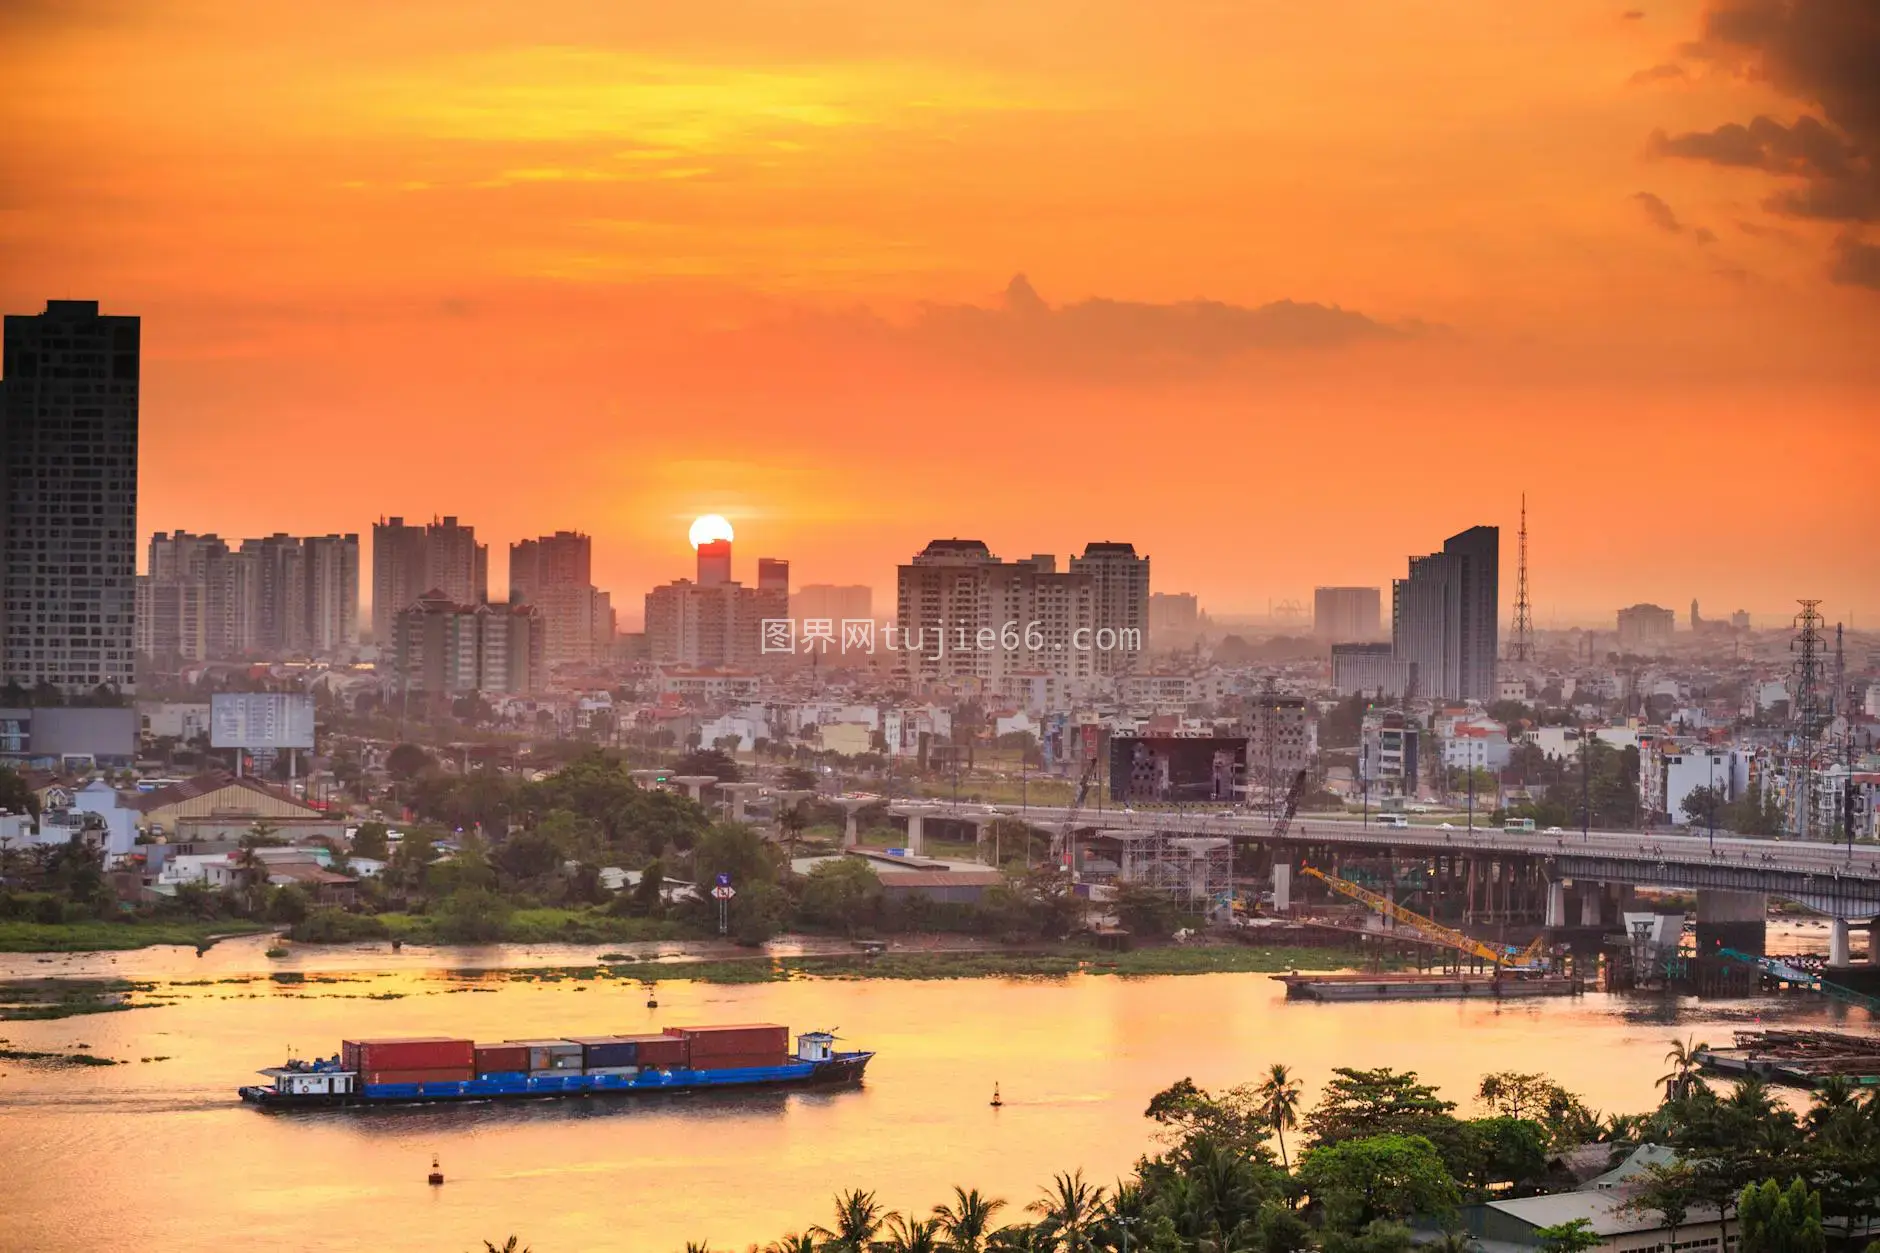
[4,0,1877,623]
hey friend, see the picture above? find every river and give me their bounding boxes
[3,933,1873,1253]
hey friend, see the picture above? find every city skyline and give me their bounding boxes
[3,1,1875,623]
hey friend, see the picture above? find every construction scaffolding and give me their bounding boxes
[1107,819,1236,910]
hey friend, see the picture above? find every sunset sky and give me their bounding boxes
[4,0,1876,627]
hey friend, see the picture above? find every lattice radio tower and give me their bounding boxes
[1508,492,1533,665]
[1790,599,1826,840]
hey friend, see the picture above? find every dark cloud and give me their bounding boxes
[908,275,1418,376]
[1651,0,1880,286]
[1831,235,1880,288]
[1629,63,1689,85]
[1632,191,1715,244]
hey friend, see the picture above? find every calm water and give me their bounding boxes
[3,934,1873,1253]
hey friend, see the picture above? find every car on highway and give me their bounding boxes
[1545,826,1564,833]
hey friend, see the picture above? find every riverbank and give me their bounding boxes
[0,919,274,954]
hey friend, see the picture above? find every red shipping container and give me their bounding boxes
[343,1037,474,1071]
[364,1066,475,1085]
[690,1052,789,1071]
[473,1044,530,1074]
[670,1024,788,1058]
[620,1034,688,1067]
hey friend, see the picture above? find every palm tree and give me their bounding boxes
[1658,1035,1710,1094]
[934,1186,1008,1253]
[810,1189,893,1252]
[478,1240,531,1253]
[780,802,809,863]
[764,1236,818,1253]
[1806,1074,1855,1135]
[1254,1062,1303,1170]
[882,1214,943,1253]
[1028,1170,1105,1252]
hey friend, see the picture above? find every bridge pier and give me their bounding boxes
[1545,881,1567,929]
[1579,885,1602,927]
[1273,863,1292,913]
[902,811,925,855]
[1695,888,1768,957]
[1830,918,1851,967]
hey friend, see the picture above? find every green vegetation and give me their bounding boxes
[654,1047,1880,1252]
[0,917,273,952]
[0,1046,120,1066]
[0,977,163,1020]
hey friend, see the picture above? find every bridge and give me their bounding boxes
[883,800,1880,961]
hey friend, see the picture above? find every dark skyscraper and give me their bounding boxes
[1391,525,1499,701]
[1,301,140,696]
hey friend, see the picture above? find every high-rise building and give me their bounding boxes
[302,534,361,653]
[757,557,789,593]
[792,584,872,627]
[1070,542,1149,676]
[1331,642,1416,699]
[241,533,308,653]
[1149,592,1200,638]
[138,529,356,664]
[1314,586,1382,642]
[510,530,610,671]
[1617,603,1676,652]
[697,538,732,587]
[371,515,487,642]
[392,592,542,698]
[1,300,140,696]
[895,540,1113,688]
[1391,525,1499,701]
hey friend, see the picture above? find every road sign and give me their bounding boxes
[716,873,731,886]
[710,885,737,900]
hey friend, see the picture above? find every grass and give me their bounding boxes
[0,918,274,953]
[0,977,165,1021]
[368,908,690,947]
[0,1046,119,1066]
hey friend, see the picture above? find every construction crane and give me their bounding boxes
[1270,769,1309,842]
[1715,947,1880,1013]
[1298,865,1547,970]
[1057,754,1102,879]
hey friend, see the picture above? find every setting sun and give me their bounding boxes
[687,513,735,550]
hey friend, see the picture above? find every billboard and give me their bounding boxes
[1108,735,1247,803]
[210,692,315,750]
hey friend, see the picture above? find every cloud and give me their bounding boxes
[1831,235,1880,288]
[1629,63,1689,86]
[1622,9,1647,18]
[905,275,1419,377]
[1632,191,1715,243]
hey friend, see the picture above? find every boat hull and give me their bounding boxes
[239,1052,872,1109]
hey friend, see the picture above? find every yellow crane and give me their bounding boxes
[1298,866,1548,970]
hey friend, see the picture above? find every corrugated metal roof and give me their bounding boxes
[876,871,1003,889]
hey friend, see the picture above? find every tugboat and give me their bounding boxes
[239,1024,872,1109]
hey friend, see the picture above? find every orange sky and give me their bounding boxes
[4,0,1876,627]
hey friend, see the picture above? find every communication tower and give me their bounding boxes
[1790,599,1826,839]
[1508,492,1533,666]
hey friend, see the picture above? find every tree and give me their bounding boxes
[350,821,390,861]
[267,883,311,924]
[933,1186,1008,1253]
[672,747,740,782]
[1624,1162,1699,1253]
[880,1214,942,1253]
[1738,1179,1825,1253]
[386,742,432,781]
[1464,1116,1550,1193]
[1144,1078,1279,1162]
[1297,1134,1460,1232]
[1660,1036,1711,1097]
[1304,1068,1459,1150]
[1256,1063,1304,1171]
[809,1189,892,1252]
[797,858,881,935]
[691,821,778,892]
[1029,1170,1104,1252]
[435,886,513,942]
[1111,882,1186,940]
[1681,785,1729,830]
[0,766,41,820]
[1534,1219,1602,1253]
[630,859,666,915]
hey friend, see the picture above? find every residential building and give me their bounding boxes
[510,530,610,670]
[1,300,140,696]
[391,593,542,698]
[1616,603,1676,652]
[644,536,785,668]
[140,530,357,661]
[1442,721,1512,773]
[1247,694,1316,786]
[1359,710,1420,799]
[1314,586,1382,642]
[1664,747,1751,827]
[757,558,789,593]
[302,534,361,653]
[1069,541,1149,676]
[1148,592,1201,645]
[792,584,872,628]
[1391,525,1499,701]
[1331,642,1415,698]
[371,515,486,642]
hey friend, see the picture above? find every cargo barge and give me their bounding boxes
[239,1023,872,1109]
[1271,972,1580,1002]
[1694,1029,1880,1090]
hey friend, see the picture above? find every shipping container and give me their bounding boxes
[363,1066,475,1085]
[567,1036,640,1069]
[690,1052,789,1071]
[507,1039,584,1071]
[668,1024,788,1058]
[342,1037,475,1072]
[618,1033,688,1067]
[473,1044,530,1075]
[583,1065,640,1077]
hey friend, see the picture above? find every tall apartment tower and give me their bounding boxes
[1313,586,1382,642]
[1069,542,1149,676]
[510,530,606,671]
[302,534,361,653]
[1,301,140,696]
[371,515,486,643]
[895,540,1102,688]
[1391,525,1499,701]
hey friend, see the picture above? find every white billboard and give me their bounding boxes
[210,692,315,750]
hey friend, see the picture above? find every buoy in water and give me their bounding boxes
[990,1082,1003,1108]
[428,1154,444,1187]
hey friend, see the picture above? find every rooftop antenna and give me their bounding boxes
[1509,492,1533,666]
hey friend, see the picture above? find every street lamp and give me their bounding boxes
[1580,725,1591,844]
[1707,751,1717,852]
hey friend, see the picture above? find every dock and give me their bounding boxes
[1270,972,1580,1002]
[1694,1029,1880,1089]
